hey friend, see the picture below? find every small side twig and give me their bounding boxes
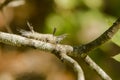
[83,56,112,80]
[27,21,34,33]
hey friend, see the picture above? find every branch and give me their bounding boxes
[0,31,112,80]
[83,56,112,80]
[0,31,73,54]
[1,17,120,80]
[73,17,120,55]
[61,53,85,80]
[0,31,85,80]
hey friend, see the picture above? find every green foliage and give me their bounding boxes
[45,13,79,35]
[112,54,120,62]
[54,0,80,10]
[112,30,120,47]
[83,0,104,10]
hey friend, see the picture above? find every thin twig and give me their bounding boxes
[61,53,85,80]
[53,27,56,36]
[27,21,34,33]
[83,56,112,80]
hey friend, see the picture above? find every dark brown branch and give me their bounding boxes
[73,17,120,55]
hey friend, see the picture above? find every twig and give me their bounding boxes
[52,27,56,36]
[83,56,112,80]
[61,53,85,80]
[73,17,120,55]
[27,21,34,33]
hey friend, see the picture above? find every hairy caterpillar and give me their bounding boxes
[18,22,67,44]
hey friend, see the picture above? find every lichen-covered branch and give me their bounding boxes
[83,56,112,80]
[0,31,112,80]
[1,17,120,80]
[0,31,84,80]
[0,31,73,54]
[61,53,85,80]
[74,17,120,55]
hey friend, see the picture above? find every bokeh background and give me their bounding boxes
[0,0,120,80]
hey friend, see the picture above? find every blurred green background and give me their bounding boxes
[0,0,120,80]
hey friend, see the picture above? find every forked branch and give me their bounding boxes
[0,17,120,80]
